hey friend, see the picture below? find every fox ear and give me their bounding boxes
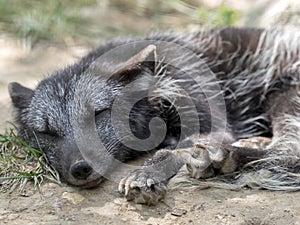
[112,44,156,78]
[87,44,157,81]
[8,82,34,109]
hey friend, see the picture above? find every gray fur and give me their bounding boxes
[8,27,300,196]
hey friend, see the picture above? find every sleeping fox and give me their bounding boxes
[9,27,300,205]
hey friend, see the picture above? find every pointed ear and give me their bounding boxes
[113,44,156,77]
[87,44,157,82]
[8,82,34,109]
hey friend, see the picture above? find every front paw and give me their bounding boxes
[118,169,167,205]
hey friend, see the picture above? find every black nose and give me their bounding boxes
[70,160,93,180]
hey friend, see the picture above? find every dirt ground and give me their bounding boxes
[1,176,300,225]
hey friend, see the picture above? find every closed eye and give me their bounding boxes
[40,119,57,137]
[95,108,109,117]
[40,129,57,137]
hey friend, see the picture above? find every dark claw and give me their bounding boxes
[118,170,167,205]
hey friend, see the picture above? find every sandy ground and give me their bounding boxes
[1,168,300,225]
[1,30,300,225]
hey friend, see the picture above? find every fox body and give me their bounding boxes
[9,28,300,199]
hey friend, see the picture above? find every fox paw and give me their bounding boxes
[118,169,167,205]
[186,144,236,179]
[232,136,271,149]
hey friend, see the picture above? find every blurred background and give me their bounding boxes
[0,0,299,133]
[0,0,247,51]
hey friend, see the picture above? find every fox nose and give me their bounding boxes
[70,160,93,180]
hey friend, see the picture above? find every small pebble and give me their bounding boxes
[171,208,187,217]
[62,192,85,205]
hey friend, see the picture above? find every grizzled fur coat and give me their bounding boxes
[9,27,300,205]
